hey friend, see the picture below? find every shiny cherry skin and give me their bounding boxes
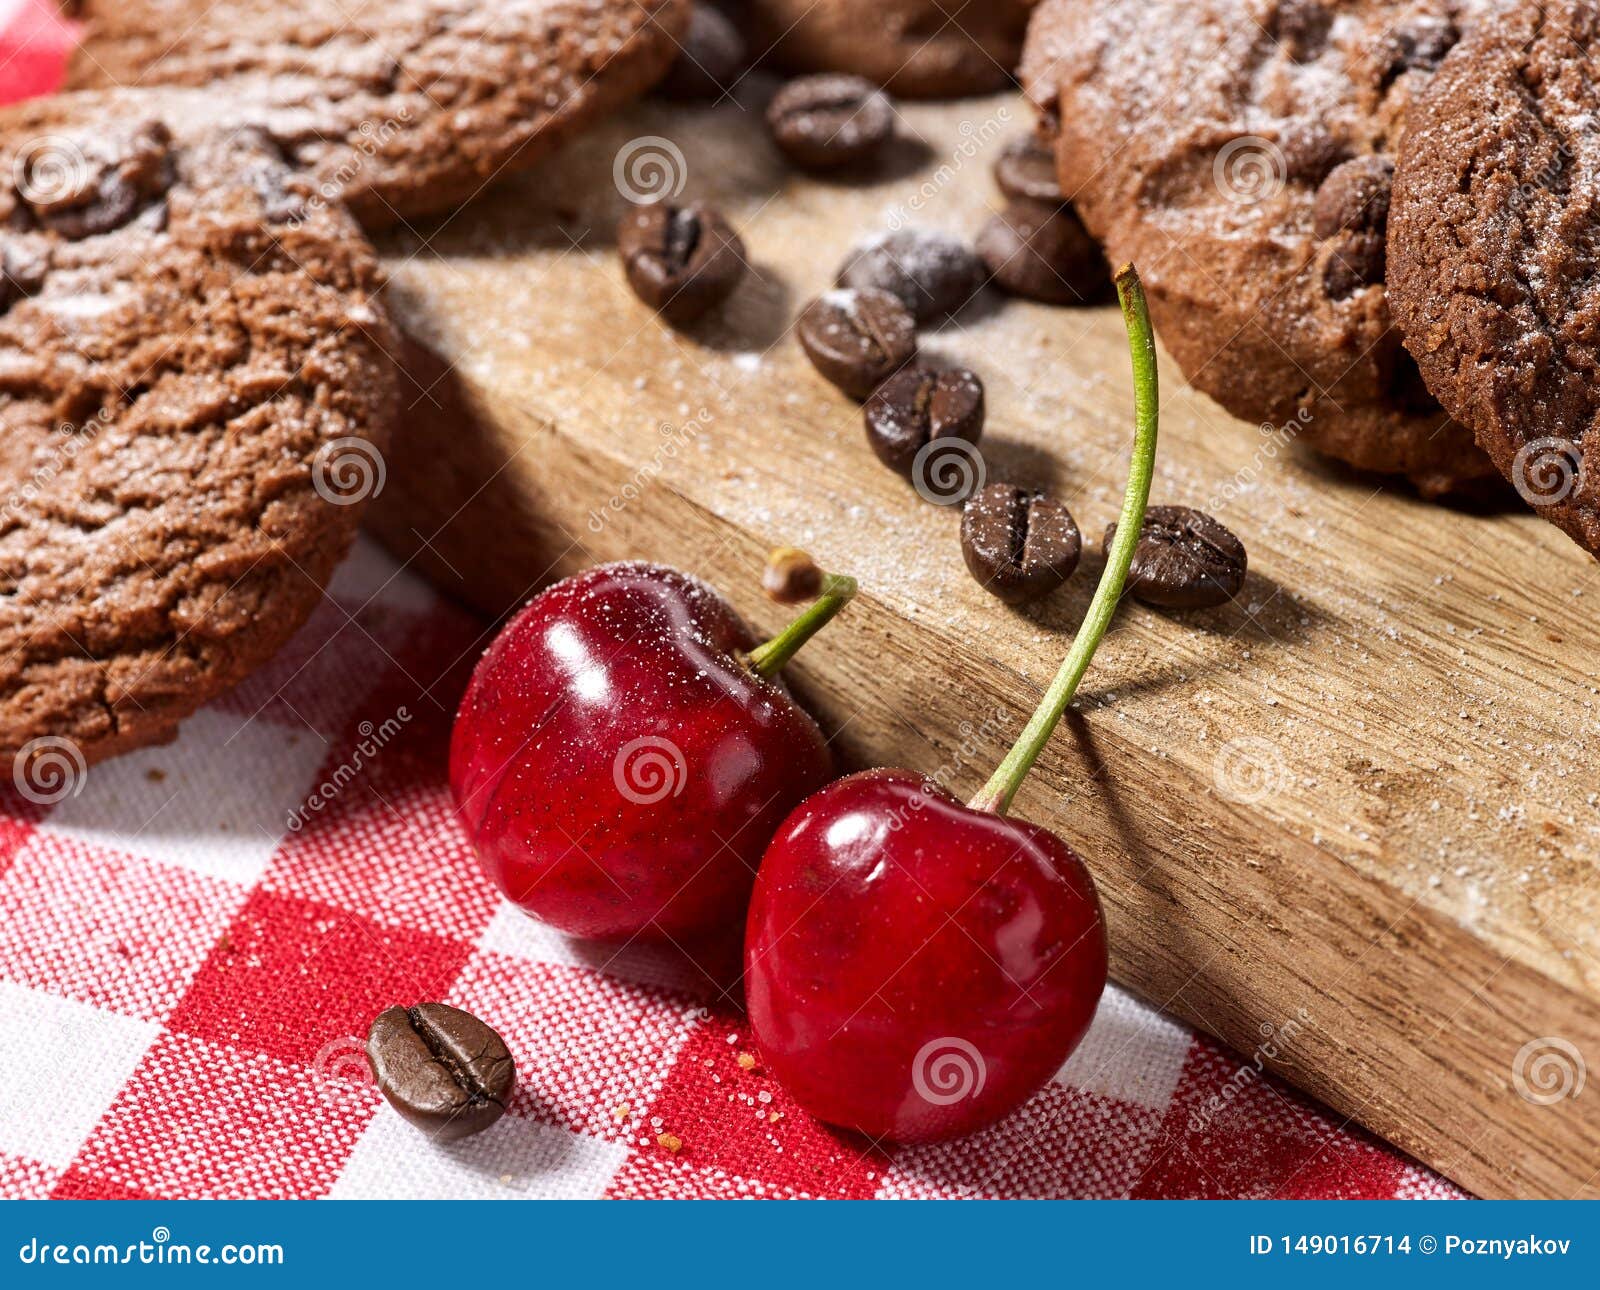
[450,562,832,941]
[745,768,1107,1142]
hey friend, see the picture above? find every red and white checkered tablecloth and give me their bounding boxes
[0,3,1464,1199]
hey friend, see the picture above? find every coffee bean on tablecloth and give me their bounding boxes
[366,1003,515,1141]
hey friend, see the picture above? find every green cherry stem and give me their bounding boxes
[747,571,859,679]
[968,263,1159,816]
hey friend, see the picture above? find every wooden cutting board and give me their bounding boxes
[366,86,1600,1200]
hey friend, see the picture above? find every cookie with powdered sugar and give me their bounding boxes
[1389,0,1600,556]
[65,0,688,226]
[1020,0,1498,497]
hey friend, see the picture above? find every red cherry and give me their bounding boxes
[745,264,1162,1142]
[450,560,853,940]
[745,768,1107,1142]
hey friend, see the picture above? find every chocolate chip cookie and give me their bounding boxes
[64,0,688,226]
[0,93,397,769]
[742,0,1037,98]
[1020,0,1498,497]
[1389,0,1600,556]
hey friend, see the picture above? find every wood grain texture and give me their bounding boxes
[368,89,1600,1199]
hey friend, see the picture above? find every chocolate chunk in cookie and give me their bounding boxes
[0,93,398,769]
[1272,0,1335,62]
[1312,156,1393,240]
[15,120,174,240]
[65,0,689,227]
[1020,0,1498,498]
[1389,0,1600,556]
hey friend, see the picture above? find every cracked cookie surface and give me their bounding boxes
[1389,0,1600,556]
[0,94,397,768]
[1020,0,1498,497]
[64,0,688,226]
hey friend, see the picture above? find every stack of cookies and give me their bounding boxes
[1020,0,1600,559]
[0,0,690,771]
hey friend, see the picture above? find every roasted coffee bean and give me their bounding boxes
[1312,156,1393,239]
[836,227,984,324]
[977,202,1109,305]
[961,483,1082,605]
[366,1003,515,1141]
[992,134,1064,207]
[863,366,984,477]
[767,75,894,171]
[1103,505,1246,609]
[1322,231,1386,298]
[618,201,746,326]
[796,287,916,399]
[656,3,747,101]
